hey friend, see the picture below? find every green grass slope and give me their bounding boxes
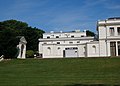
[0,58,120,86]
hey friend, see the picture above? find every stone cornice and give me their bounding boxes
[39,37,94,42]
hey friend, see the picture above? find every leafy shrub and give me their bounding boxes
[26,50,34,58]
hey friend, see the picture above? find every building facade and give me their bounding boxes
[38,17,120,58]
[98,17,120,57]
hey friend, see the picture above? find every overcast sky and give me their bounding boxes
[0,0,120,32]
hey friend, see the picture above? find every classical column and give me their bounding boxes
[115,27,118,36]
[116,41,118,56]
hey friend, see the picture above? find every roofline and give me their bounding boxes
[44,31,86,35]
[97,19,120,26]
[98,22,120,26]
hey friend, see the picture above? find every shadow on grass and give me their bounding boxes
[65,84,120,86]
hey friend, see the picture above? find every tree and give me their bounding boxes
[0,19,45,58]
[86,30,95,37]
[0,19,28,30]
[0,29,19,58]
[21,27,44,51]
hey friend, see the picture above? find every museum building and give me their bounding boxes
[38,17,120,58]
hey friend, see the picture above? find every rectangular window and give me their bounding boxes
[110,42,116,56]
[47,36,50,38]
[81,35,85,37]
[109,27,114,36]
[117,27,120,35]
[43,42,47,44]
[65,47,78,50]
[56,36,59,38]
[71,35,74,38]
[69,42,73,44]
[57,42,60,44]
[77,41,80,43]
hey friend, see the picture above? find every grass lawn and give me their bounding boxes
[0,58,120,86]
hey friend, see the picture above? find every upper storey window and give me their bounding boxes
[56,36,59,38]
[117,27,120,35]
[47,36,50,38]
[69,41,73,44]
[57,42,60,44]
[81,35,85,37]
[109,27,114,36]
[71,35,74,38]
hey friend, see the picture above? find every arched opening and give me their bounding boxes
[47,47,51,55]
[92,45,96,53]
[21,44,24,57]
[57,47,61,55]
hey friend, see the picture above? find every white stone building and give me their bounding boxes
[38,17,120,58]
[97,17,120,57]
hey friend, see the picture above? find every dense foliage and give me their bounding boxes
[86,30,95,36]
[0,19,44,58]
[26,50,34,58]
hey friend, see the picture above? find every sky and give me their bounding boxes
[0,0,120,33]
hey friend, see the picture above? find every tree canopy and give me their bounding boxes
[0,19,44,58]
[86,30,95,37]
